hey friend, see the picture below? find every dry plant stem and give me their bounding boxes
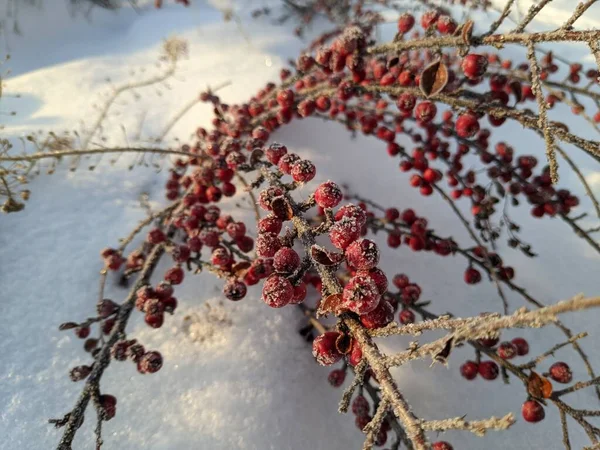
[519,332,588,369]
[484,0,517,37]
[562,0,599,30]
[512,0,554,33]
[527,41,559,183]
[258,166,430,450]
[560,408,572,450]
[56,243,167,450]
[0,147,198,163]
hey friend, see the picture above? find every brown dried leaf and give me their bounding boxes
[271,196,294,220]
[461,20,474,45]
[509,80,523,103]
[527,371,553,399]
[250,148,264,166]
[335,333,353,354]
[317,293,345,316]
[311,245,344,266]
[59,322,79,331]
[232,261,252,277]
[387,56,399,69]
[434,338,453,364]
[419,60,449,98]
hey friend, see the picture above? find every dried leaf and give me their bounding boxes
[317,293,345,316]
[419,60,449,97]
[250,148,264,166]
[59,322,79,331]
[271,196,294,220]
[509,80,523,103]
[387,57,399,69]
[232,261,252,277]
[434,338,453,364]
[461,20,474,45]
[311,245,344,266]
[335,333,353,354]
[527,372,553,399]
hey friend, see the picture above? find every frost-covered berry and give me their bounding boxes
[290,282,307,304]
[478,361,499,380]
[172,244,191,263]
[223,279,247,301]
[497,341,518,359]
[415,101,437,123]
[137,351,163,374]
[329,217,361,249]
[69,365,92,382]
[358,267,388,295]
[258,186,285,211]
[456,112,480,138]
[343,275,381,315]
[360,299,393,329]
[155,281,173,299]
[258,215,283,234]
[420,10,440,29]
[111,340,130,361]
[256,232,282,258]
[436,15,457,34]
[226,222,246,239]
[397,13,415,33]
[462,54,488,80]
[211,247,232,267]
[291,159,316,183]
[273,247,301,273]
[262,274,293,308]
[328,369,346,387]
[460,361,479,380]
[335,204,367,227]
[312,331,343,366]
[144,312,164,328]
[392,274,410,289]
[522,400,545,423]
[346,239,380,270]
[433,442,453,450]
[147,228,166,244]
[315,181,343,209]
[549,362,572,384]
[278,153,301,175]
[164,266,184,285]
[512,337,529,356]
[266,143,288,164]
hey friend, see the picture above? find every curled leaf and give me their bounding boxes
[434,338,453,365]
[317,293,345,316]
[311,245,344,266]
[271,196,294,220]
[527,371,553,399]
[335,333,353,354]
[461,20,474,45]
[419,60,449,97]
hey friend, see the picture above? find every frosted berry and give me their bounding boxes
[512,337,529,356]
[329,218,361,250]
[315,181,343,209]
[497,341,518,359]
[164,266,184,285]
[335,204,367,226]
[358,267,388,294]
[278,153,301,174]
[478,360,499,380]
[290,282,307,304]
[436,15,457,34]
[351,394,370,416]
[522,400,545,423]
[226,222,246,239]
[343,274,381,315]
[415,101,437,123]
[137,351,163,374]
[346,239,380,270]
[462,54,488,80]
[199,230,220,248]
[360,299,393,329]
[549,362,572,384]
[69,365,92,382]
[399,309,415,324]
[211,247,232,267]
[258,215,283,234]
[460,360,479,380]
[111,340,130,361]
[397,13,415,33]
[328,369,346,387]
[256,232,282,258]
[258,186,285,211]
[312,331,343,366]
[147,228,166,244]
[433,442,453,450]
[291,159,316,183]
[172,244,191,263]
[223,279,247,301]
[420,10,440,29]
[262,274,293,308]
[273,247,301,273]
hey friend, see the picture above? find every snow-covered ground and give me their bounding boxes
[1,1,599,449]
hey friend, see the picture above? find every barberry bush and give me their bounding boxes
[2,0,600,449]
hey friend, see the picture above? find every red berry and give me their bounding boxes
[75,326,90,339]
[312,331,343,366]
[397,13,415,33]
[497,341,518,359]
[420,10,440,29]
[478,361,499,380]
[433,442,453,450]
[144,312,164,328]
[329,218,361,250]
[464,267,481,284]
[315,181,343,209]
[137,351,163,374]
[290,282,307,304]
[278,153,300,175]
[415,101,437,123]
[436,15,456,34]
[256,232,282,258]
[345,239,380,270]
[360,299,394,329]
[399,309,415,324]
[522,400,545,423]
[358,267,388,295]
[258,215,283,234]
[512,337,529,356]
[397,92,416,113]
[328,369,346,387]
[226,222,246,239]
[147,228,166,244]
[99,394,117,420]
[262,274,293,308]
[164,266,184,285]
[455,112,480,138]
[462,54,488,80]
[335,204,367,226]
[291,160,316,183]
[392,274,409,289]
[460,360,479,380]
[549,362,572,384]
[273,247,301,273]
[351,394,370,416]
[343,274,381,315]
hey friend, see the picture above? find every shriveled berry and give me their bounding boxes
[97,299,118,318]
[549,362,572,384]
[522,400,545,423]
[346,239,380,270]
[262,274,293,308]
[343,274,381,315]
[137,351,163,374]
[223,279,247,301]
[312,331,343,366]
[315,181,343,209]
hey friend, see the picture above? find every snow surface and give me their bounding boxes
[1,1,599,449]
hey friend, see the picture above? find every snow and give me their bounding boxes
[1,1,599,450]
